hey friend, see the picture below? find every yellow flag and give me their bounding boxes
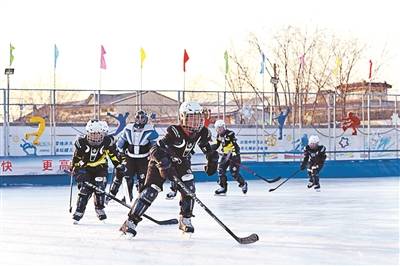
[140,47,146,69]
[333,57,341,76]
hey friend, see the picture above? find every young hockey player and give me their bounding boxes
[71,119,126,223]
[108,110,159,202]
[120,101,218,236]
[213,119,248,195]
[300,135,326,190]
[165,108,213,200]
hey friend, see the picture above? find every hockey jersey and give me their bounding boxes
[213,129,240,156]
[302,145,327,167]
[117,123,159,158]
[157,125,212,159]
[72,135,121,169]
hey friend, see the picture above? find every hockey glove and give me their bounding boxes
[73,168,90,183]
[205,150,219,176]
[116,163,127,174]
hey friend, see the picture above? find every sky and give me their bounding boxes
[0,0,399,94]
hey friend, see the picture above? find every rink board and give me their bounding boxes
[1,158,399,186]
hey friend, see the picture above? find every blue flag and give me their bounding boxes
[260,52,265,74]
[54,44,59,69]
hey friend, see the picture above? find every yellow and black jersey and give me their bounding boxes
[213,129,240,156]
[72,135,121,169]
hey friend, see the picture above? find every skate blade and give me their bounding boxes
[165,197,176,200]
[214,193,226,196]
[180,231,193,239]
[73,220,79,225]
[314,188,321,192]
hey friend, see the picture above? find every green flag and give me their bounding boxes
[10,43,15,66]
[224,50,229,74]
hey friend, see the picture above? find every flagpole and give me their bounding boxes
[140,66,143,110]
[183,71,186,102]
[262,62,265,162]
[52,60,56,155]
[223,73,226,121]
[97,69,101,119]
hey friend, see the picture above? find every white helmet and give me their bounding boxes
[214,119,226,134]
[179,101,204,133]
[85,119,106,146]
[309,135,320,145]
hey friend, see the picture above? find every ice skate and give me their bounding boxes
[119,219,137,237]
[72,211,84,224]
[307,181,314,188]
[314,183,321,192]
[240,182,248,194]
[95,208,107,221]
[214,186,227,196]
[179,216,194,233]
[165,190,177,200]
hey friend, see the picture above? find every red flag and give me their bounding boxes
[183,49,189,72]
[100,45,107,69]
[368,60,372,79]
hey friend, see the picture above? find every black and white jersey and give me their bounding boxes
[72,135,121,169]
[302,145,327,167]
[117,123,159,159]
[213,129,240,156]
[157,125,212,159]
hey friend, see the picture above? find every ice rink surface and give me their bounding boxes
[0,177,399,265]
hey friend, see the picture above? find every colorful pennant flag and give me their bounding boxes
[9,43,15,66]
[333,56,342,76]
[224,50,229,74]
[260,52,265,74]
[140,47,146,69]
[54,44,59,69]
[183,49,189,72]
[100,45,107,69]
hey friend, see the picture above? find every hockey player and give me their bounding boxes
[120,101,218,236]
[213,120,248,195]
[165,108,212,200]
[108,110,159,202]
[300,135,326,190]
[71,119,126,223]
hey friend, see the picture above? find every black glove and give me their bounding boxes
[116,163,127,174]
[300,163,306,171]
[205,150,219,176]
[73,168,89,183]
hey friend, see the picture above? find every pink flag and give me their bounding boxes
[100,45,107,69]
[368,60,372,79]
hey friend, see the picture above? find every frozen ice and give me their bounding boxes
[0,177,398,265]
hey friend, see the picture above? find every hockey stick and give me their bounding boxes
[234,162,282,183]
[172,175,259,245]
[219,152,281,183]
[83,182,178,225]
[122,177,133,206]
[268,169,301,192]
[68,171,74,213]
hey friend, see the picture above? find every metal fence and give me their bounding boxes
[0,88,399,160]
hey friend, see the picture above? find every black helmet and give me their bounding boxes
[134,110,148,128]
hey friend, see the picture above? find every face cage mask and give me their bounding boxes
[135,114,148,125]
[309,143,318,150]
[87,132,105,146]
[182,113,204,133]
